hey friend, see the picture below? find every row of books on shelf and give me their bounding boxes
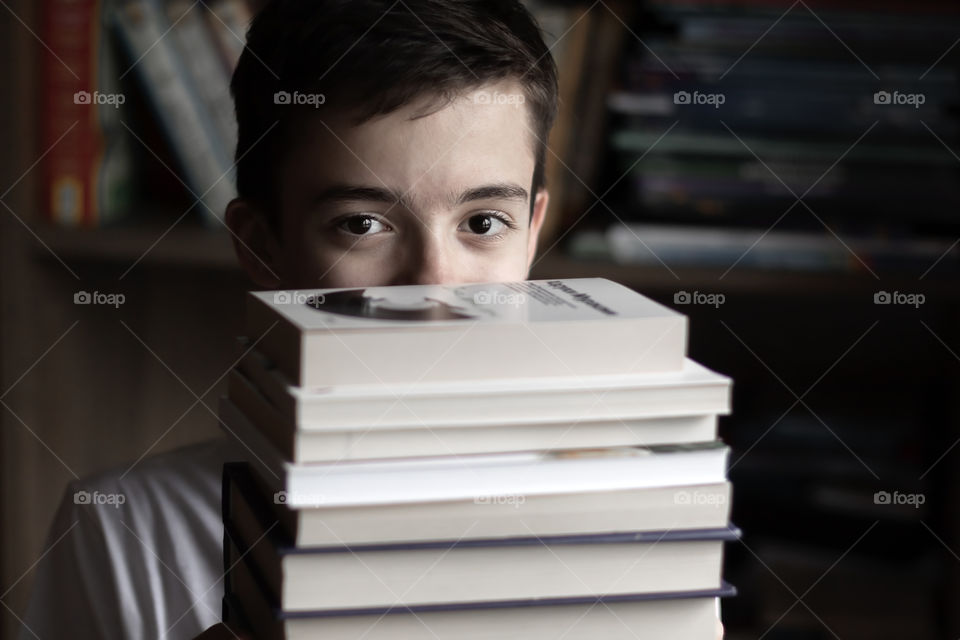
[567,223,959,274]
[40,0,251,227]
[602,1,960,231]
[217,278,738,639]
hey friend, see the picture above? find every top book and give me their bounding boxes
[245,278,687,387]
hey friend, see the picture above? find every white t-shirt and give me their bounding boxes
[20,437,245,640]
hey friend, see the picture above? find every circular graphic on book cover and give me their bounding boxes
[303,288,479,321]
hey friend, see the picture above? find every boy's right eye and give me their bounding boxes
[336,215,390,236]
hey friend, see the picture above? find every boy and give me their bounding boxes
[24,1,724,637]
[22,0,553,637]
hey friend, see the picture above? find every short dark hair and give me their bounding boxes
[231,0,559,231]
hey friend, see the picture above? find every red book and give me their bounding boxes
[39,0,132,227]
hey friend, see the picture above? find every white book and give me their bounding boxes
[225,525,736,612]
[245,278,687,387]
[217,397,728,508]
[224,460,732,547]
[232,342,728,431]
[224,376,720,461]
[225,583,727,640]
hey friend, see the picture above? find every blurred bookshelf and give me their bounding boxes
[575,2,960,639]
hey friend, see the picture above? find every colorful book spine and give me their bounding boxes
[112,0,236,226]
[40,0,134,226]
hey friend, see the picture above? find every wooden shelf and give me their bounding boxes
[530,253,960,298]
[34,220,238,270]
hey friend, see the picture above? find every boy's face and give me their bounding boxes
[228,79,549,290]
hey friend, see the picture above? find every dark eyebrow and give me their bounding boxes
[456,182,529,205]
[311,185,407,208]
[310,182,529,210]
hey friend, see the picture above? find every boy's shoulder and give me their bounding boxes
[24,437,248,640]
[64,436,246,532]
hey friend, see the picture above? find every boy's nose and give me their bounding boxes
[394,233,454,285]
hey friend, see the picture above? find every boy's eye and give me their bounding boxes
[461,213,510,236]
[338,215,388,236]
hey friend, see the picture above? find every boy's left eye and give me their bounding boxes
[336,215,389,236]
[460,212,514,236]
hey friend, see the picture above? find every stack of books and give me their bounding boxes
[219,278,738,639]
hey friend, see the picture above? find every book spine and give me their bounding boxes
[166,1,238,162]
[40,0,133,226]
[112,0,236,225]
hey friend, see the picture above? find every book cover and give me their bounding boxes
[246,278,688,386]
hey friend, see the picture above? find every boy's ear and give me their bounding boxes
[525,188,549,276]
[225,199,285,289]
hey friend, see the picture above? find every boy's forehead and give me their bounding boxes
[280,81,537,208]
